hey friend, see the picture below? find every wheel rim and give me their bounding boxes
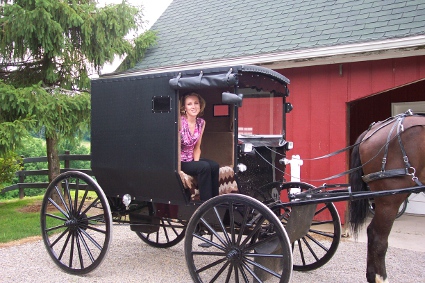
[185,194,292,283]
[40,171,112,275]
[136,218,186,248]
[280,183,341,271]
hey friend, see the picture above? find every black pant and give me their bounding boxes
[181,158,219,201]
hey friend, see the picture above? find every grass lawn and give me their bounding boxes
[0,196,44,243]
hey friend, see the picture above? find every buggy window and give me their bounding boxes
[238,91,283,136]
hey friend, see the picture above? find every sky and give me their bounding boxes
[97,0,173,73]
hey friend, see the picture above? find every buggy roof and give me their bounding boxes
[95,65,289,85]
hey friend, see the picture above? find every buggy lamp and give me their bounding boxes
[237,163,247,172]
[122,194,132,207]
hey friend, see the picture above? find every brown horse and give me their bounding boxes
[349,112,425,283]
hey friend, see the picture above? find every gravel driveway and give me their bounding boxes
[0,225,424,283]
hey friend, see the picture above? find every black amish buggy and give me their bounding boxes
[39,64,425,283]
[90,65,292,206]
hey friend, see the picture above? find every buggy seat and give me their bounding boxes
[179,166,238,201]
[179,131,238,201]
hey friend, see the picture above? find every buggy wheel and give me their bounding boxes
[253,181,282,203]
[40,171,112,275]
[185,194,292,283]
[135,218,186,248]
[281,183,341,271]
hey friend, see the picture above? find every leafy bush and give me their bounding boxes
[0,152,22,184]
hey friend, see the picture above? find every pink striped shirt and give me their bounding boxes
[180,116,205,162]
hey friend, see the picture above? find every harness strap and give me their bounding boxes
[362,111,424,186]
[380,116,401,172]
[362,168,409,183]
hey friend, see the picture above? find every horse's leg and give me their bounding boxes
[366,217,391,283]
[365,195,404,283]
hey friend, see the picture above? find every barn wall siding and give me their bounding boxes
[277,55,425,219]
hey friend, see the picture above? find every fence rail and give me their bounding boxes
[1,151,91,198]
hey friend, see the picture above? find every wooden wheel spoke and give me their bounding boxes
[77,230,96,263]
[85,213,106,223]
[210,260,231,282]
[244,257,282,278]
[160,219,170,242]
[308,228,334,238]
[68,232,75,268]
[51,228,70,249]
[55,184,71,216]
[75,232,85,269]
[196,256,228,274]
[80,197,101,216]
[300,237,320,261]
[193,233,226,251]
[240,214,266,249]
[82,224,107,235]
[304,233,330,252]
[45,213,67,222]
[78,228,103,251]
[296,239,306,266]
[48,197,69,218]
[64,179,74,215]
[77,189,89,215]
[236,205,250,246]
[200,217,227,247]
[45,224,66,233]
[213,206,231,245]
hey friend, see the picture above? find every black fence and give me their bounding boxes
[1,151,91,199]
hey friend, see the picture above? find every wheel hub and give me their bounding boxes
[226,248,242,262]
[64,213,88,230]
[64,217,79,229]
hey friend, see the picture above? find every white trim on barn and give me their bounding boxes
[99,35,425,79]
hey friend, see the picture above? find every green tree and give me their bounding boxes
[0,0,156,183]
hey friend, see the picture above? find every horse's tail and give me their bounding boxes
[349,130,369,237]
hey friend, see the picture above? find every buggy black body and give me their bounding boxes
[90,65,292,205]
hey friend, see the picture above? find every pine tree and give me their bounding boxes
[0,0,156,183]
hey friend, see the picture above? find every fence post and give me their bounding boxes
[63,150,70,201]
[19,156,25,199]
[65,150,70,170]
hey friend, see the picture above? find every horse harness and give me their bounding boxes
[361,110,424,187]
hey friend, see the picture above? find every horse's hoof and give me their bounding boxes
[375,274,389,283]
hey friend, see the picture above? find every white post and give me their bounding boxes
[283,155,303,194]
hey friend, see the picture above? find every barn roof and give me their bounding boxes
[130,0,425,73]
